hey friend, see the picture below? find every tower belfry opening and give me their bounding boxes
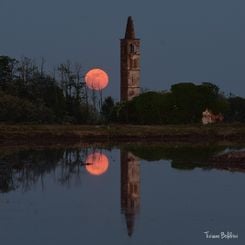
[120,16,140,101]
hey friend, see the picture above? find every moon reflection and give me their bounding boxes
[85,152,109,176]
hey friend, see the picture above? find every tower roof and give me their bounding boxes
[125,213,135,237]
[125,16,135,39]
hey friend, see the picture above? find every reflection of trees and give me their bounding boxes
[124,144,245,172]
[59,148,88,186]
[0,148,89,193]
[0,164,14,192]
[124,144,225,161]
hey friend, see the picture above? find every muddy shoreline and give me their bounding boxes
[0,124,245,147]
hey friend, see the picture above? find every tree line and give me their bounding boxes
[102,83,245,124]
[0,55,100,123]
[1,55,245,124]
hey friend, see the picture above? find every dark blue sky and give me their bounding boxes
[1,0,244,99]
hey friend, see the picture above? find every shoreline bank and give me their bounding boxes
[0,124,245,147]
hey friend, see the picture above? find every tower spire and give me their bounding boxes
[121,16,140,101]
[125,16,135,39]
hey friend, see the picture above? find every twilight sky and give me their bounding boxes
[0,0,244,100]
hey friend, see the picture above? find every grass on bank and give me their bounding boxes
[0,123,245,140]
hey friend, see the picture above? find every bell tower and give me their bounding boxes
[120,16,140,101]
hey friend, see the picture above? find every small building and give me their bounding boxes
[202,109,224,125]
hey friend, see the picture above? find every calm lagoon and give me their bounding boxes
[0,144,244,245]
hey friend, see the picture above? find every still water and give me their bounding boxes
[0,144,244,245]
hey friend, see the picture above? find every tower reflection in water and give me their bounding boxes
[121,150,140,237]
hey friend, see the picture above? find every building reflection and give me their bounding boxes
[120,150,140,237]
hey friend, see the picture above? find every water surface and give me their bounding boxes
[0,145,244,245]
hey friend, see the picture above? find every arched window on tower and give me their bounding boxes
[131,75,134,85]
[130,44,135,53]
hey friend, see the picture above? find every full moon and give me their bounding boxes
[85,152,109,176]
[85,68,109,90]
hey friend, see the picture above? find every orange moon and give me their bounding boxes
[85,152,109,176]
[85,68,109,90]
